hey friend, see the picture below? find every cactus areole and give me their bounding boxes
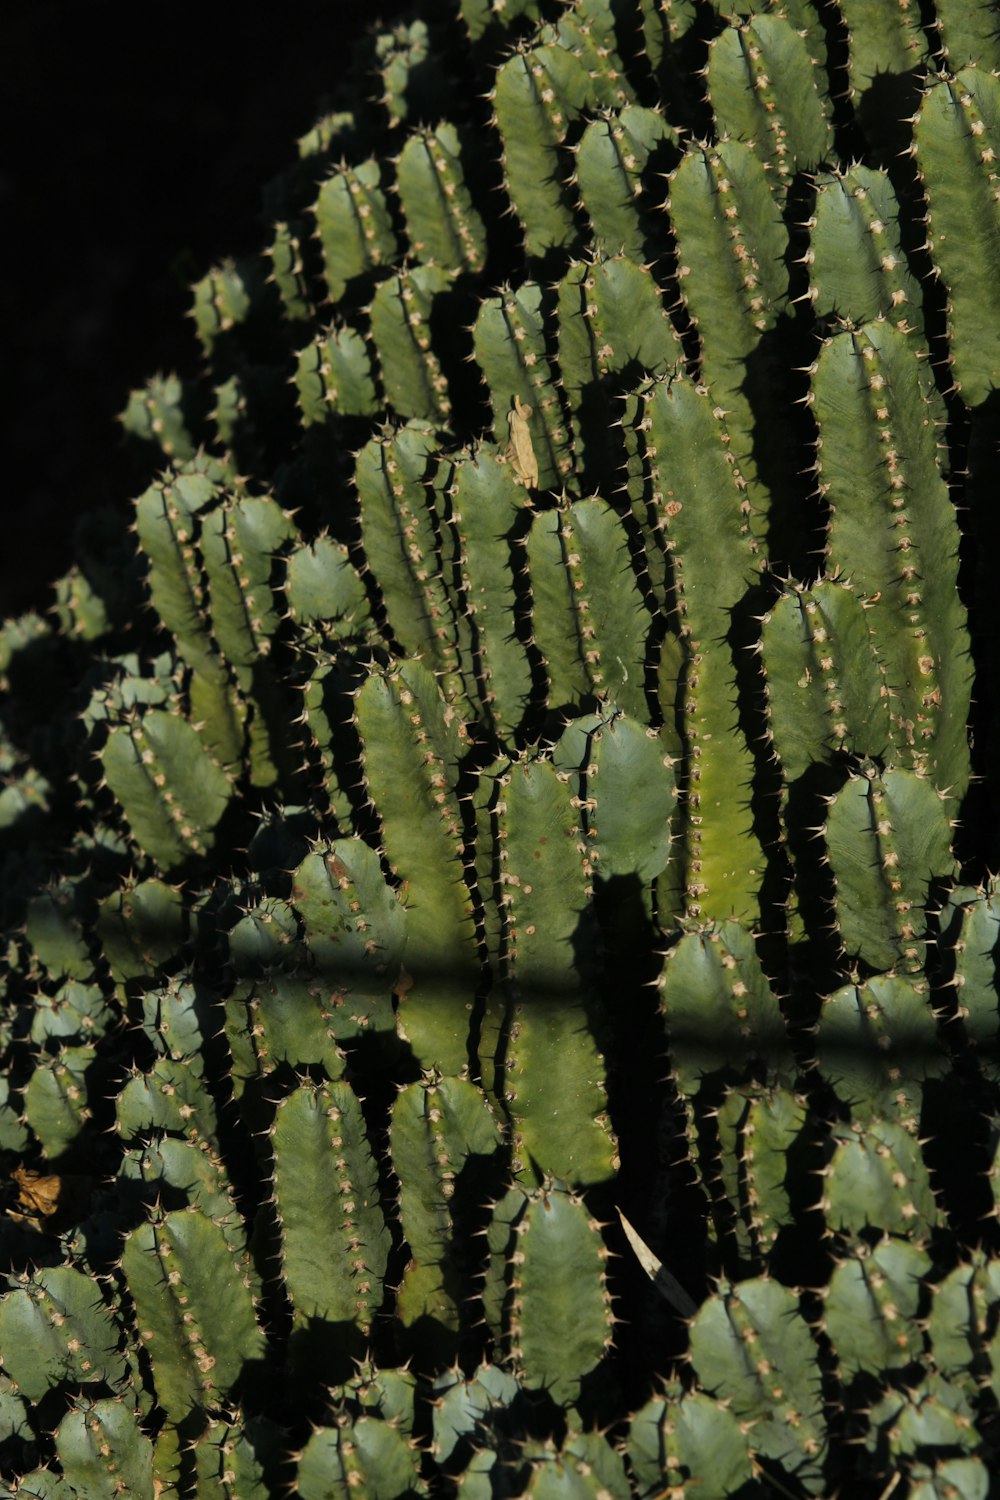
[5,2,1000,1494]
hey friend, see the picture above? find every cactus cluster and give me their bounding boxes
[5,0,1000,1493]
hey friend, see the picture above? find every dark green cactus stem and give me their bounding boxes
[473,283,572,491]
[706,15,832,189]
[665,136,789,524]
[190,1412,278,1499]
[628,1386,753,1498]
[267,218,312,323]
[823,1237,931,1380]
[0,1268,130,1402]
[101,710,234,869]
[270,1079,390,1375]
[353,661,478,984]
[928,1252,1000,1405]
[443,447,532,741]
[296,326,379,423]
[862,1380,985,1496]
[121,373,198,465]
[556,252,680,483]
[133,466,246,769]
[763,579,891,783]
[820,1117,940,1241]
[391,1074,502,1352]
[934,0,1000,71]
[354,423,462,688]
[807,166,922,330]
[916,68,1000,407]
[526,497,650,721]
[811,320,971,798]
[489,1180,614,1405]
[816,972,946,1130]
[315,159,398,304]
[296,1412,422,1500]
[54,1398,156,1500]
[553,707,677,890]
[712,1082,807,1271]
[627,374,765,919]
[23,1045,93,1158]
[370,265,454,423]
[823,763,955,973]
[396,124,487,275]
[939,881,1000,1065]
[492,755,616,1187]
[839,0,928,98]
[116,1055,219,1141]
[121,1206,264,1422]
[688,1275,826,1489]
[491,11,632,259]
[574,106,676,259]
[96,877,187,986]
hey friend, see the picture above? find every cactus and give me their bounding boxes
[6,0,1000,1493]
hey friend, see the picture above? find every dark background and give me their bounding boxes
[1,0,411,620]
